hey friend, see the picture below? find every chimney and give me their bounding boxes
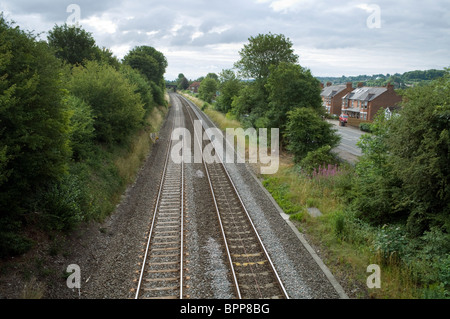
[320,82,324,89]
[386,82,394,91]
[357,82,364,88]
[326,82,332,87]
[346,82,353,91]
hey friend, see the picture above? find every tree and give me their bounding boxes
[178,76,189,90]
[0,16,71,228]
[47,23,98,65]
[122,46,168,88]
[69,61,145,145]
[285,108,340,163]
[121,64,155,115]
[265,62,322,132]
[352,70,450,237]
[215,69,242,114]
[198,77,218,103]
[352,110,404,226]
[234,33,298,80]
[386,71,450,236]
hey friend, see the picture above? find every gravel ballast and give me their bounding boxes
[0,94,348,299]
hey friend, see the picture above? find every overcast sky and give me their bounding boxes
[1,0,449,80]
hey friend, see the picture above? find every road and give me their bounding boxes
[327,120,365,164]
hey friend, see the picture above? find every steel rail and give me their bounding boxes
[135,96,184,299]
[181,97,289,299]
[179,95,242,299]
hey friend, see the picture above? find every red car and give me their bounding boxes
[339,114,348,126]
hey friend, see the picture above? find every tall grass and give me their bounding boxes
[115,106,167,185]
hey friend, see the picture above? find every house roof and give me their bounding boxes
[321,85,347,98]
[343,87,387,101]
[189,81,201,88]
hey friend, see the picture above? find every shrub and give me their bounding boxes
[69,61,145,145]
[36,174,93,231]
[0,16,71,219]
[120,65,155,115]
[359,122,373,132]
[285,108,341,162]
[299,145,339,174]
[372,224,408,262]
[66,95,95,161]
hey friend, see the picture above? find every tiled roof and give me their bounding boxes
[321,85,347,98]
[343,87,387,101]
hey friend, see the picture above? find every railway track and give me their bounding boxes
[178,94,289,299]
[134,101,186,299]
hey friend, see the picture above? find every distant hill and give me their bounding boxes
[317,69,446,89]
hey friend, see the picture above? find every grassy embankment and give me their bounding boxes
[180,91,420,299]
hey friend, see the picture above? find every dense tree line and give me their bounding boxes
[317,69,446,89]
[0,16,167,257]
[193,33,340,164]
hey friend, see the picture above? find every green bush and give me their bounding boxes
[36,174,93,231]
[359,122,373,132]
[299,145,339,174]
[69,61,145,145]
[66,95,95,161]
[285,108,341,163]
[0,230,34,258]
[120,65,155,115]
[149,81,166,106]
[372,224,408,262]
[0,16,71,218]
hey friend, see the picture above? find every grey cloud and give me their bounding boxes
[5,0,123,22]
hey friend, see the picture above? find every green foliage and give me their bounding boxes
[69,61,145,145]
[372,224,408,262]
[149,81,166,106]
[317,69,446,89]
[0,229,34,258]
[386,73,450,236]
[359,122,373,132]
[353,72,450,236]
[47,23,98,66]
[178,76,189,90]
[120,65,155,115]
[122,45,167,87]
[230,82,267,123]
[285,108,341,162]
[262,178,304,215]
[215,69,242,113]
[198,77,218,103]
[36,173,92,231]
[234,32,298,80]
[66,95,95,161]
[265,62,323,132]
[0,16,71,215]
[299,145,339,174]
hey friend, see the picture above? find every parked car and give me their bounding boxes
[339,114,349,126]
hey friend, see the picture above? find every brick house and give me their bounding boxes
[341,83,402,121]
[320,82,354,116]
[188,81,201,94]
